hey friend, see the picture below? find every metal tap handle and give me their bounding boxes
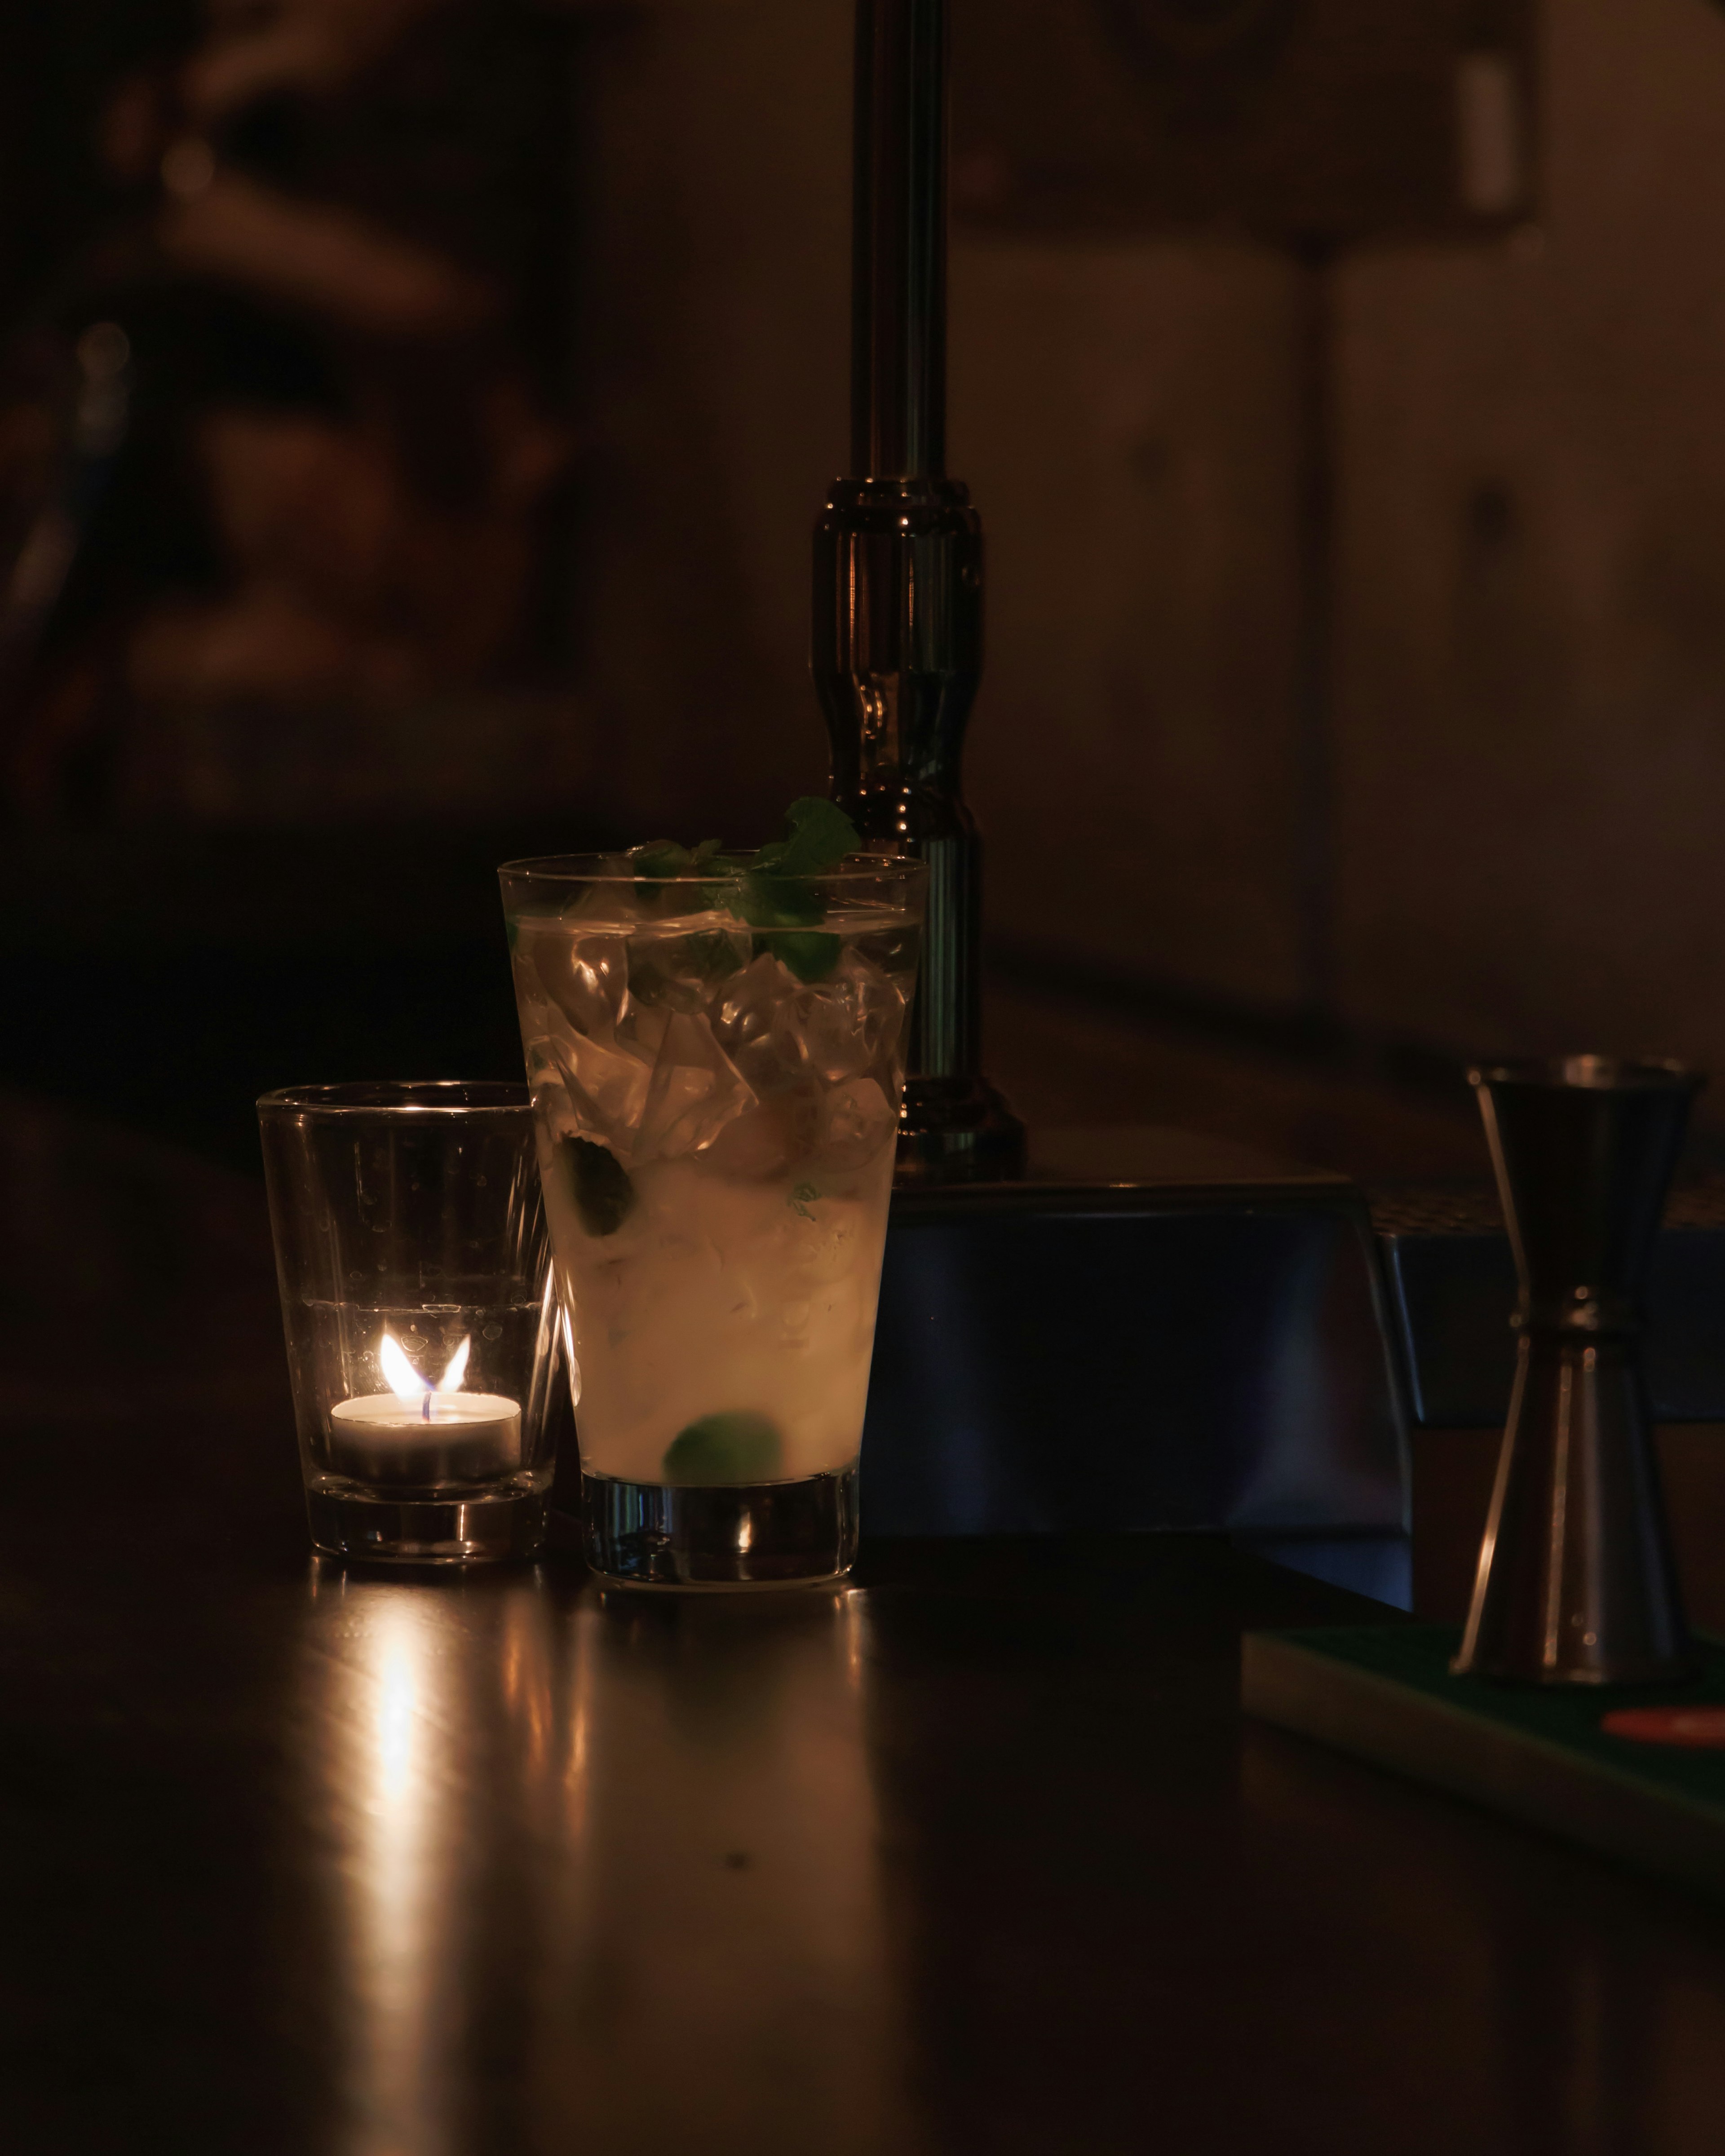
[849,0,946,482]
[815,0,1025,1181]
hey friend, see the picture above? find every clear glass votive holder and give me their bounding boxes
[259,1082,562,1563]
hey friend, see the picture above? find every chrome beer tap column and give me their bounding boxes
[813,0,1026,1182]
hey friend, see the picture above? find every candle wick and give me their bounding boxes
[422,1390,432,1422]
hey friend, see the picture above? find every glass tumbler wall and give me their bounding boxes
[259,1082,562,1562]
[500,853,925,1586]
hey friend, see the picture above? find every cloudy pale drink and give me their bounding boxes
[502,844,923,1583]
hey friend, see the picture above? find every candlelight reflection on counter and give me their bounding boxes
[294,1564,910,2151]
[305,1571,564,2156]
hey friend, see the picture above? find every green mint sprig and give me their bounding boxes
[749,797,858,879]
[629,837,723,895]
[627,798,861,983]
[739,797,858,982]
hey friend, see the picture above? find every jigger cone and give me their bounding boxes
[1455,1056,1699,1684]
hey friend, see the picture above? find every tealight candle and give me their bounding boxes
[326,1331,523,1487]
[328,1391,523,1485]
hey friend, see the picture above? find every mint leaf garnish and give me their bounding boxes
[630,837,723,888]
[662,1410,783,1484]
[752,797,859,879]
[625,800,860,954]
[733,797,860,970]
[739,871,824,929]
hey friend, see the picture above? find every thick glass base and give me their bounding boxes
[305,1479,548,1564]
[583,1465,859,1589]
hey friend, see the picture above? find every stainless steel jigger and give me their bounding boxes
[1454,1056,1700,1685]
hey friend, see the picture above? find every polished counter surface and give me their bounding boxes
[6,1099,1725,2152]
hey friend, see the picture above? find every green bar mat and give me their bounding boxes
[1242,1625,1725,1898]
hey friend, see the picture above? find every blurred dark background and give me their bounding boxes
[4,0,1721,1184]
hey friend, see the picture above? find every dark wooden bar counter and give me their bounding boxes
[7,1098,1725,2152]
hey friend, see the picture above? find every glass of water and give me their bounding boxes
[259,1081,562,1563]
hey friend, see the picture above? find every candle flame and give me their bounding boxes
[380,1332,428,1402]
[438,1336,471,1392]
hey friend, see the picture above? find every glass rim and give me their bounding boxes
[498,850,926,885]
[257,1080,532,1118]
[1469,1056,1702,1094]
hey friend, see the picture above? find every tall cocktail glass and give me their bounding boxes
[500,851,924,1586]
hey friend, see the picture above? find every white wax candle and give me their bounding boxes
[327,1392,522,1486]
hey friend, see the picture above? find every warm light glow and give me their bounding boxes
[438,1336,470,1393]
[380,1332,427,1401]
[315,1584,554,2155]
[347,1593,451,2155]
[375,1603,420,1806]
